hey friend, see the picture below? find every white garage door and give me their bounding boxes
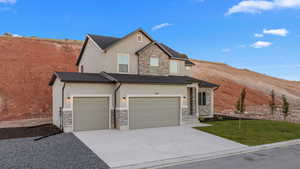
[73,97,109,132]
[129,97,180,129]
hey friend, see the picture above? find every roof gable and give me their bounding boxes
[76,28,192,66]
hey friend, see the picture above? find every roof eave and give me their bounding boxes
[75,37,89,66]
[48,72,60,86]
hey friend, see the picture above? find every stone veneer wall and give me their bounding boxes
[62,109,129,131]
[138,44,169,76]
[112,109,128,129]
[198,88,213,117]
[63,110,72,131]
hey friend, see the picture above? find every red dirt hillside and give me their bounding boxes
[192,59,300,112]
[0,36,81,121]
[0,36,299,121]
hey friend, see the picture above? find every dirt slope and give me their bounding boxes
[0,36,299,121]
[192,60,300,112]
[0,36,81,121]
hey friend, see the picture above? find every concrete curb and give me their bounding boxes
[112,138,300,169]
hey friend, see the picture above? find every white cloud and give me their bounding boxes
[0,0,16,4]
[221,48,231,53]
[152,23,173,30]
[251,41,272,48]
[0,6,11,11]
[226,0,300,15]
[12,34,22,37]
[238,44,247,48]
[263,28,289,36]
[254,33,264,37]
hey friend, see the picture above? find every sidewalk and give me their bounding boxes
[114,138,300,169]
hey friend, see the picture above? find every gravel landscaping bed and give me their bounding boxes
[0,133,109,169]
[0,124,61,140]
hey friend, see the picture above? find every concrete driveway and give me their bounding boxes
[74,125,246,168]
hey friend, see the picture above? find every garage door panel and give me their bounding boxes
[73,97,109,132]
[129,97,180,129]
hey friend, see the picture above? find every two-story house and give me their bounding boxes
[49,29,219,132]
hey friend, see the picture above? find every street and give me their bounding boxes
[162,144,300,169]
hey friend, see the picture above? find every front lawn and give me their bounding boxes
[194,120,300,146]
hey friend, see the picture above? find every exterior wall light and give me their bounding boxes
[122,97,127,102]
[65,97,72,103]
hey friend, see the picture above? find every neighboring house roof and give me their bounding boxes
[76,28,192,66]
[49,72,218,87]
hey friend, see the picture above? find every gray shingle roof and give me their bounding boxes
[159,43,188,59]
[185,60,195,66]
[198,80,219,88]
[88,34,120,50]
[49,72,218,88]
[106,73,200,84]
[49,72,112,85]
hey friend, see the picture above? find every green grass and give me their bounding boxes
[194,120,300,146]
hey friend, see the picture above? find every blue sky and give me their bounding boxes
[0,0,299,81]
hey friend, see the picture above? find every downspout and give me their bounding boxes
[114,82,122,128]
[61,83,66,131]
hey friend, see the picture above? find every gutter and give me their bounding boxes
[113,82,122,128]
[60,83,66,131]
[100,71,121,129]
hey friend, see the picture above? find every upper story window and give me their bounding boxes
[137,33,143,42]
[118,54,129,73]
[198,92,207,106]
[170,60,178,74]
[150,57,159,67]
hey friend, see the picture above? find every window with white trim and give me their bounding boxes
[150,57,159,67]
[118,54,129,73]
[198,92,207,106]
[170,60,178,73]
[137,33,143,42]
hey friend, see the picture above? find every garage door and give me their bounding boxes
[129,97,180,129]
[73,97,109,132]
